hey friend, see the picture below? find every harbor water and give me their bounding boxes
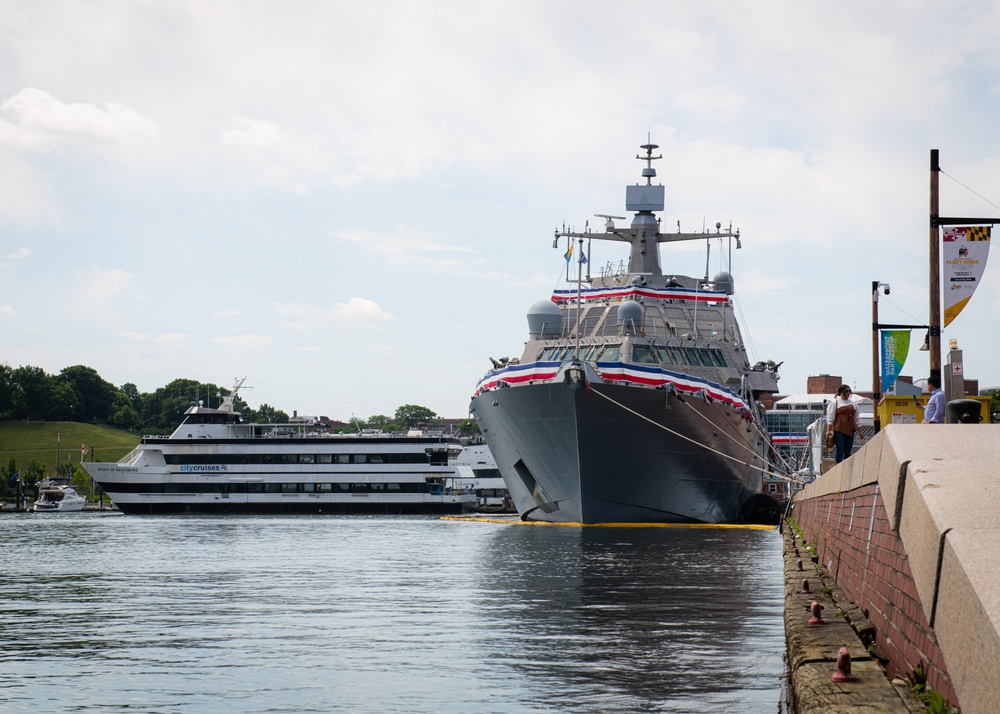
[0,514,785,713]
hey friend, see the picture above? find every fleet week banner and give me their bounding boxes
[880,329,911,394]
[943,226,991,327]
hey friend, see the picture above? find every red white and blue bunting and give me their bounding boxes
[474,360,752,420]
[550,285,729,305]
[771,434,809,445]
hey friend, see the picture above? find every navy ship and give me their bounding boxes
[469,143,782,524]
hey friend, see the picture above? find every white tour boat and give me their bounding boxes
[83,379,475,515]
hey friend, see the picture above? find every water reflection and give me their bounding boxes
[477,526,784,712]
[0,514,783,713]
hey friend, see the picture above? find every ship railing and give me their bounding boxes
[118,446,145,466]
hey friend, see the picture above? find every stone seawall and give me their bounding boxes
[790,486,953,707]
[790,424,1000,714]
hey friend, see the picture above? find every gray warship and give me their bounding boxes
[469,143,782,524]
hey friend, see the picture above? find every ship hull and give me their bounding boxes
[470,380,767,524]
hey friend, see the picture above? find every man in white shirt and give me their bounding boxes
[916,376,945,423]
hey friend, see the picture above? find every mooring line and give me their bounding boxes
[590,387,796,481]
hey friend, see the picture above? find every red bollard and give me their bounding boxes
[796,559,803,571]
[800,578,810,593]
[832,647,856,682]
[808,601,825,625]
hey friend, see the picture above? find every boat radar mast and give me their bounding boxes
[553,142,740,277]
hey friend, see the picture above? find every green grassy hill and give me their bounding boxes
[0,421,139,478]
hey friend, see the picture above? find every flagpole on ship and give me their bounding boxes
[575,236,584,361]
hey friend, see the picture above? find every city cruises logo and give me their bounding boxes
[180,465,228,472]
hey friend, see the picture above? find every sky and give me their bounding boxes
[3,1,1000,421]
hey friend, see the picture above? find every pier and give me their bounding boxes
[785,424,1000,713]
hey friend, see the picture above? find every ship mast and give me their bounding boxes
[553,143,739,276]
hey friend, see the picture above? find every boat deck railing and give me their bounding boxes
[118,446,145,466]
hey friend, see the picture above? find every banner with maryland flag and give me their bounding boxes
[943,226,991,327]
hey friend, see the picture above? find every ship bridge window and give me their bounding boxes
[697,349,715,367]
[539,347,559,361]
[683,348,700,366]
[582,345,600,361]
[709,349,726,367]
[596,344,621,361]
[597,306,619,336]
[631,345,659,364]
[577,312,601,336]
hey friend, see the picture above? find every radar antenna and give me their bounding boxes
[637,143,663,184]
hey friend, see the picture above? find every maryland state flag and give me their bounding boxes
[943,226,991,327]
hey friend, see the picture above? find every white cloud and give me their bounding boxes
[76,267,133,304]
[0,87,158,148]
[0,304,15,315]
[5,247,31,260]
[221,116,287,148]
[274,298,396,326]
[336,226,478,272]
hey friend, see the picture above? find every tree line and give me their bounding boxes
[0,363,479,435]
[0,364,282,433]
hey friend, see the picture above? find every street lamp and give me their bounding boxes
[871,280,929,434]
[872,282,890,431]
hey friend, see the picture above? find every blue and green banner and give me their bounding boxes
[880,330,911,394]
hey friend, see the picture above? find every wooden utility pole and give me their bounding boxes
[929,150,941,384]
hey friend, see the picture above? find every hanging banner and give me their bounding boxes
[880,329,911,394]
[943,226,991,327]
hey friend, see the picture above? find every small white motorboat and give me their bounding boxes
[33,481,86,512]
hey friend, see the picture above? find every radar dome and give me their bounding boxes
[527,299,562,336]
[617,300,643,326]
[711,271,735,295]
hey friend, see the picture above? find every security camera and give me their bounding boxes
[883,286,890,295]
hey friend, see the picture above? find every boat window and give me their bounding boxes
[317,454,332,464]
[710,350,726,367]
[280,454,297,464]
[299,454,314,464]
[684,348,700,366]
[318,483,333,492]
[599,306,619,335]
[281,483,299,493]
[353,455,367,464]
[337,455,350,464]
[540,347,558,361]
[302,483,316,492]
[264,483,281,493]
[655,346,674,365]
[697,349,714,366]
[581,345,599,361]
[596,344,621,361]
[631,345,659,364]
[577,312,602,336]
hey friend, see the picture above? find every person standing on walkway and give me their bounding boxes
[916,376,945,423]
[825,384,864,463]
